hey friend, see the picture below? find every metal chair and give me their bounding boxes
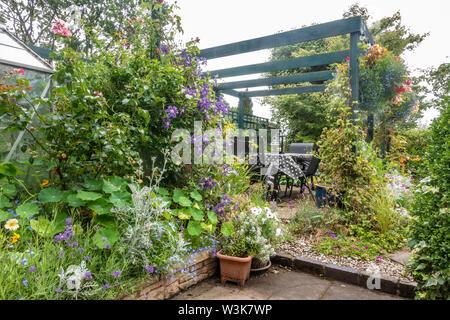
[285,155,321,199]
[289,143,314,155]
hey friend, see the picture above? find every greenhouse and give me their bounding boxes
[0,24,53,187]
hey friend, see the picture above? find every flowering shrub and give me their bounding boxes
[318,59,383,215]
[221,206,282,263]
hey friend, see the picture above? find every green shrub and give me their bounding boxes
[408,95,449,300]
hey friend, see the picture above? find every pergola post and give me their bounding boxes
[349,31,361,123]
[238,95,244,129]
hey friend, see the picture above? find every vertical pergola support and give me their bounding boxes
[238,94,244,129]
[349,31,361,123]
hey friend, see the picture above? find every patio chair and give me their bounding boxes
[289,143,314,155]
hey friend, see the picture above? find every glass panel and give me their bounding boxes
[0,64,51,190]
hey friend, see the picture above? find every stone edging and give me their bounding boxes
[271,253,417,299]
[119,250,218,300]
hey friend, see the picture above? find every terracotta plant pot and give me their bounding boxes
[216,250,252,287]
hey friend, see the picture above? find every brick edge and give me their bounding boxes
[271,253,416,299]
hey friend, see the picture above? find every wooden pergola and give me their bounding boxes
[200,16,375,139]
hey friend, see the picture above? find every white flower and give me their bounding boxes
[266,212,275,219]
[275,228,282,237]
[250,207,262,215]
[264,207,272,214]
[4,219,19,231]
[60,261,90,291]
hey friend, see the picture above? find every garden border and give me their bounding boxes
[118,249,218,300]
[271,253,416,299]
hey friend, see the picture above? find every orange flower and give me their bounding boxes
[11,233,20,243]
[41,180,49,186]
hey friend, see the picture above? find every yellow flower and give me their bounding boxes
[11,233,20,243]
[4,219,19,231]
[41,180,49,186]
[137,179,143,184]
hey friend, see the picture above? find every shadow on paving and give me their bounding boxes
[171,265,406,300]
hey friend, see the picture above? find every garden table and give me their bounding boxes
[262,153,313,201]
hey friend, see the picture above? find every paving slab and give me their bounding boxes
[387,248,411,266]
[172,266,406,300]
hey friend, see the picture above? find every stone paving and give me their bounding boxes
[172,265,406,300]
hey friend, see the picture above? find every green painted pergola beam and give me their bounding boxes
[204,50,349,79]
[219,89,241,98]
[199,16,362,60]
[241,85,326,98]
[217,70,333,90]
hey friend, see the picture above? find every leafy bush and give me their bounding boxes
[220,206,282,263]
[408,96,449,300]
[289,201,340,235]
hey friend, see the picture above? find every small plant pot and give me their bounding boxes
[217,250,252,288]
[250,259,272,275]
[315,184,337,208]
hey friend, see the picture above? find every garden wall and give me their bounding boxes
[121,250,218,300]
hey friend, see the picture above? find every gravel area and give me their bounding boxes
[278,236,414,282]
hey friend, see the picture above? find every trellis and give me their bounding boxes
[200,16,375,139]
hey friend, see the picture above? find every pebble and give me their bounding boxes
[278,237,414,282]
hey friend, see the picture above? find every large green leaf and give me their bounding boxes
[102,176,126,194]
[30,218,53,238]
[96,215,117,228]
[52,212,70,236]
[177,209,191,220]
[207,211,218,225]
[0,195,12,209]
[66,193,86,207]
[103,179,121,193]
[0,162,19,177]
[178,196,192,207]
[93,227,120,248]
[0,209,12,221]
[87,198,113,215]
[16,203,39,219]
[157,187,169,197]
[109,191,131,208]
[189,207,204,221]
[187,220,202,236]
[172,189,186,203]
[76,191,102,201]
[2,184,17,198]
[221,222,234,237]
[190,190,202,201]
[83,178,103,191]
[38,188,64,203]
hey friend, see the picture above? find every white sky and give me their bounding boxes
[174,0,449,125]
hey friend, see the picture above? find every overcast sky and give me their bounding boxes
[173,0,449,125]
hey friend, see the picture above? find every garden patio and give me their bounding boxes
[0,0,448,303]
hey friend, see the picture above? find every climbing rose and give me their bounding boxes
[52,20,72,37]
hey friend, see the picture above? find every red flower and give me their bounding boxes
[406,80,411,85]
[346,57,350,61]
[395,86,406,94]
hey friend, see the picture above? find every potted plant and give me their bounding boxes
[218,206,283,286]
